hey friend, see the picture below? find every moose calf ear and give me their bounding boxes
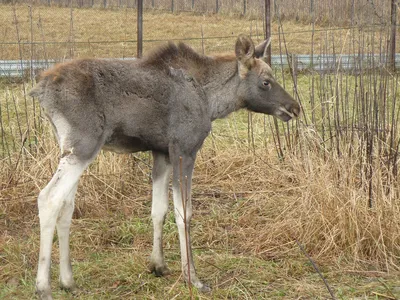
[235,35,255,77]
[254,37,271,62]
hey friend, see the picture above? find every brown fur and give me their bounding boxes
[141,42,215,82]
[39,60,96,84]
[213,54,236,62]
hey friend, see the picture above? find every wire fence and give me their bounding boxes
[2,0,395,25]
[3,52,400,78]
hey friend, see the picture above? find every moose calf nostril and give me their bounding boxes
[292,107,300,117]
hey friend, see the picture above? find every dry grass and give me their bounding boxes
[2,116,400,298]
[6,0,395,26]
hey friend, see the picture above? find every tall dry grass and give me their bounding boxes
[2,114,400,272]
[194,137,400,271]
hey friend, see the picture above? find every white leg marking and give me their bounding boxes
[172,168,210,292]
[150,153,172,275]
[36,156,88,299]
[57,183,78,290]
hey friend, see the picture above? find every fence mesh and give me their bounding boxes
[2,0,394,25]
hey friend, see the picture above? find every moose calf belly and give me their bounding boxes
[103,131,168,154]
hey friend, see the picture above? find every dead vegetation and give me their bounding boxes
[2,114,400,298]
[6,0,394,27]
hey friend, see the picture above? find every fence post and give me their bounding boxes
[171,0,174,12]
[216,0,218,13]
[264,0,271,65]
[390,0,397,71]
[243,0,246,15]
[291,54,298,77]
[137,0,143,58]
[351,0,355,26]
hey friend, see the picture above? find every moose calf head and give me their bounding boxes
[235,34,300,121]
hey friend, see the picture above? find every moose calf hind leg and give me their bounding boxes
[57,183,78,292]
[36,155,88,299]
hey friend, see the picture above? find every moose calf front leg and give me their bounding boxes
[172,157,210,293]
[150,152,172,276]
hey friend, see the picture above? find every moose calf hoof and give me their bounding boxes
[36,288,53,300]
[60,282,79,294]
[189,277,211,293]
[149,263,171,277]
[197,283,212,293]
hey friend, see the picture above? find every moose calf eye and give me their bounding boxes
[262,80,270,87]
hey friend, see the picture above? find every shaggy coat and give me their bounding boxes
[30,35,300,299]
